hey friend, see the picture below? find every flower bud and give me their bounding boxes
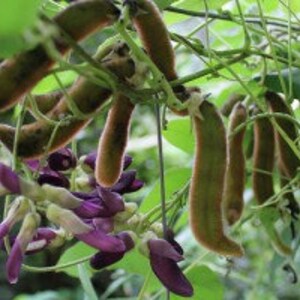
[47,148,77,171]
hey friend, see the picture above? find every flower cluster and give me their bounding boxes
[0,148,193,297]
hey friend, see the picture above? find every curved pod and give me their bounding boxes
[189,100,243,257]
[0,55,135,159]
[265,91,300,179]
[95,93,135,187]
[252,107,292,256]
[0,0,120,111]
[127,0,177,81]
[223,103,247,225]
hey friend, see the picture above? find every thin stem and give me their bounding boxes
[23,254,95,273]
[165,7,300,31]
[154,102,169,300]
[229,112,300,138]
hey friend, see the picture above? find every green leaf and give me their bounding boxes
[256,68,300,100]
[155,0,177,9]
[56,242,97,278]
[171,265,224,300]
[163,118,195,154]
[109,248,161,292]
[0,35,27,58]
[139,168,191,213]
[32,70,77,94]
[0,0,40,35]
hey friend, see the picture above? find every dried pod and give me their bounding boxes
[95,93,135,187]
[265,91,300,179]
[0,0,120,111]
[252,107,292,256]
[189,100,243,257]
[223,103,247,225]
[126,0,177,81]
[0,55,135,159]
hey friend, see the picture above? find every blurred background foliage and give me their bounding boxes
[0,0,300,299]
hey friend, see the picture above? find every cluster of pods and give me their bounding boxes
[0,0,299,297]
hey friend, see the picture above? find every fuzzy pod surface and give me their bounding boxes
[223,103,247,225]
[252,107,292,256]
[95,93,135,187]
[0,0,120,112]
[28,91,64,115]
[265,91,300,179]
[0,55,135,159]
[127,0,177,81]
[189,100,243,257]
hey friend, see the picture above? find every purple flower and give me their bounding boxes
[72,188,125,219]
[0,163,21,194]
[110,170,144,194]
[25,227,57,255]
[38,170,70,188]
[0,198,30,241]
[6,213,40,284]
[82,152,132,173]
[47,148,77,171]
[148,238,193,297]
[46,204,125,253]
[90,231,135,269]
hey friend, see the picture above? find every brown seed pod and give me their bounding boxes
[0,0,120,112]
[95,93,135,187]
[220,93,245,117]
[252,107,292,256]
[0,54,135,159]
[223,103,247,225]
[126,0,177,81]
[265,91,300,179]
[27,91,63,115]
[189,100,243,257]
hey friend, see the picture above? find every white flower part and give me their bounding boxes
[187,91,205,120]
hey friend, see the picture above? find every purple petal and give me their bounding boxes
[110,170,136,194]
[149,253,193,297]
[92,218,114,233]
[0,163,21,194]
[97,187,125,215]
[83,151,97,171]
[0,221,10,240]
[126,179,144,193]
[72,190,99,200]
[117,232,135,251]
[25,227,57,254]
[73,201,106,218]
[26,159,40,171]
[166,229,184,255]
[76,229,125,253]
[90,251,125,270]
[148,239,183,262]
[48,148,77,171]
[38,171,70,188]
[123,155,133,170]
[89,231,134,270]
[6,240,23,284]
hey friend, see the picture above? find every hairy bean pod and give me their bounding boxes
[27,91,63,115]
[252,107,292,256]
[0,54,135,159]
[0,0,120,112]
[126,0,177,81]
[223,103,247,225]
[220,93,245,117]
[265,91,300,179]
[95,93,135,187]
[189,100,243,257]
